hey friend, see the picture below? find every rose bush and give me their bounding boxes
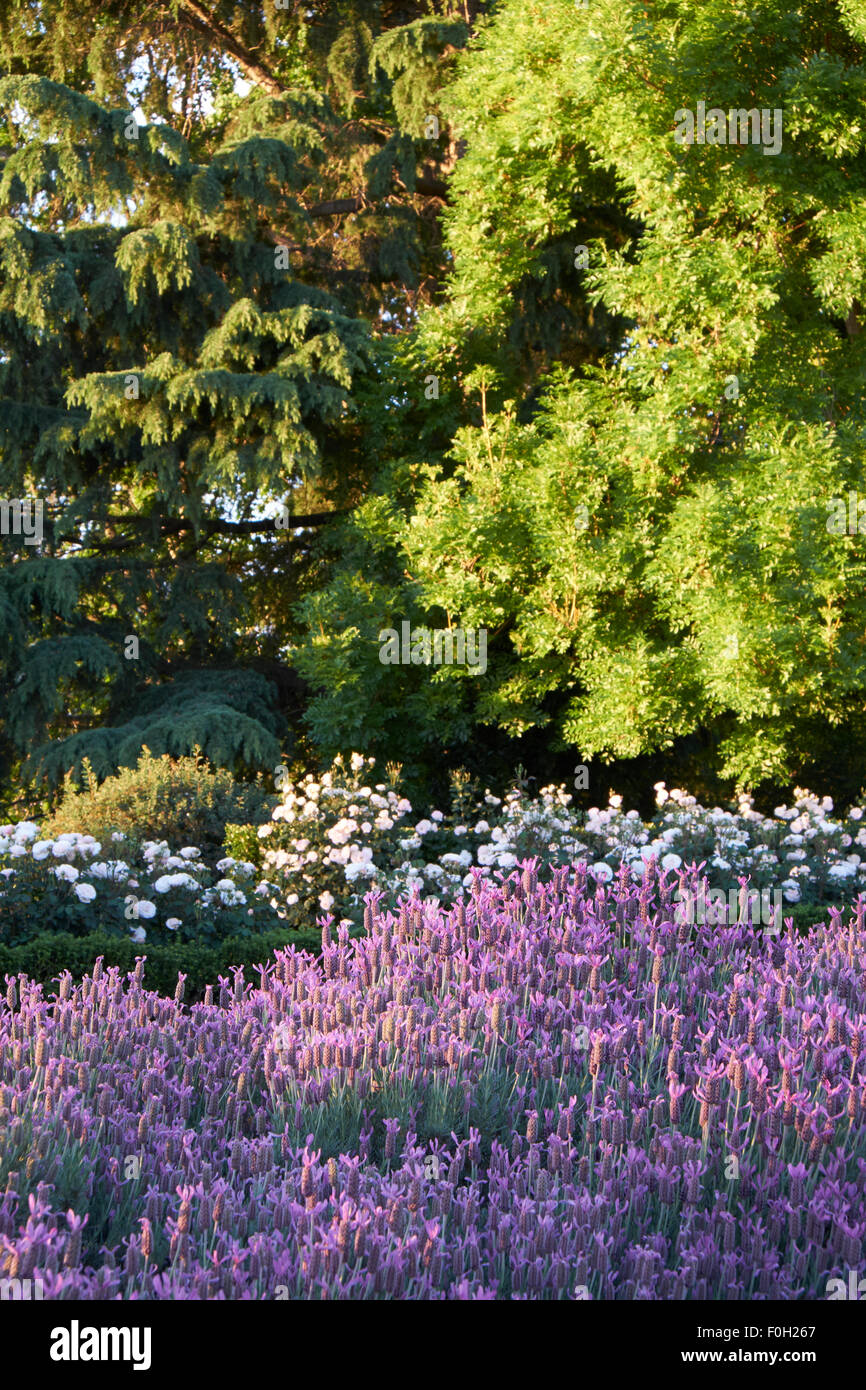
[4,756,866,947]
[257,757,866,924]
[0,823,285,948]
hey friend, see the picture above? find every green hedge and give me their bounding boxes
[0,925,360,1003]
[774,901,859,933]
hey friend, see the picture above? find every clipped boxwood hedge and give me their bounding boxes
[761,900,860,934]
[0,925,361,1004]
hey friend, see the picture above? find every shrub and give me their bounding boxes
[42,748,276,860]
[0,824,296,949]
[0,926,335,1003]
[223,822,265,870]
[253,756,866,927]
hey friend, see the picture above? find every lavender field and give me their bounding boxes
[2,860,864,1300]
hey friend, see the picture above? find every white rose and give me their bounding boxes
[12,822,39,842]
[590,861,613,882]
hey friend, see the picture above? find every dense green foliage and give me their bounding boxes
[296,0,866,797]
[0,1,489,807]
[43,747,276,854]
[2,0,866,810]
[0,926,331,1003]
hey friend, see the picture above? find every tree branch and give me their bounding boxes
[105,508,352,536]
[306,196,368,217]
[175,0,285,97]
[304,174,450,219]
[39,508,353,554]
[845,300,862,337]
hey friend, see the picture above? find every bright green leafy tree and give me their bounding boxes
[296,0,866,798]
